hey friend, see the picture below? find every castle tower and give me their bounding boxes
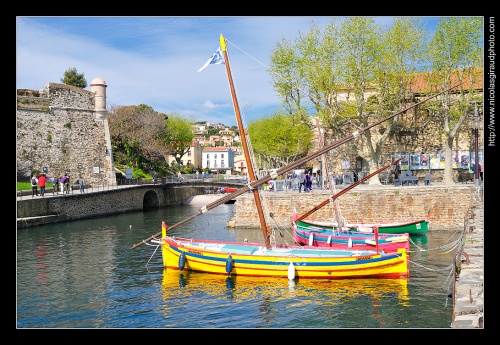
[90,77,115,185]
[90,77,107,120]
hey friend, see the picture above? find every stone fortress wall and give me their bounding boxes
[16,79,115,187]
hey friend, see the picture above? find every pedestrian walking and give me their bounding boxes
[298,171,306,193]
[79,178,85,193]
[31,174,39,197]
[60,174,70,194]
[153,172,158,184]
[305,171,312,191]
[52,176,59,195]
[38,173,47,197]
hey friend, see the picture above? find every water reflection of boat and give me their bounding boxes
[161,269,409,305]
[410,235,429,246]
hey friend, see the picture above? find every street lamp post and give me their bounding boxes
[473,103,480,187]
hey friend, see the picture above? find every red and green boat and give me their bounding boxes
[297,217,429,236]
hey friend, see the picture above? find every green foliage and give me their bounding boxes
[64,122,71,129]
[248,113,313,169]
[163,113,195,164]
[132,168,148,179]
[425,17,483,184]
[47,135,52,142]
[61,67,88,88]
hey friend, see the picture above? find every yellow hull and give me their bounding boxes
[161,237,409,280]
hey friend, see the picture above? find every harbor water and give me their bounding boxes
[16,203,461,328]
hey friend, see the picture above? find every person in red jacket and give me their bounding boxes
[38,173,47,197]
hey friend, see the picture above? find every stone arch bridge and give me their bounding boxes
[17,181,244,229]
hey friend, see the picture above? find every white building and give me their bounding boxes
[202,147,235,173]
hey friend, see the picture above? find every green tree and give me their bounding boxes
[356,17,426,184]
[269,34,310,124]
[269,17,427,184]
[424,17,483,185]
[248,113,313,169]
[61,67,87,88]
[162,113,195,165]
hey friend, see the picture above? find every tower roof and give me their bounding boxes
[90,77,107,86]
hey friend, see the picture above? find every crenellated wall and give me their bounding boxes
[16,81,115,186]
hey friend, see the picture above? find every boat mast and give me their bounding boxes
[219,34,271,249]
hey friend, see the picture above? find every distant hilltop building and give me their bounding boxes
[16,78,116,186]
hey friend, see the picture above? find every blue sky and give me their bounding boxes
[17,16,444,127]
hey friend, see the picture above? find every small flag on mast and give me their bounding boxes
[197,47,225,72]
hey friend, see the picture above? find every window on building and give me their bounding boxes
[206,160,210,167]
[221,160,225,167]
[188,151,192,156]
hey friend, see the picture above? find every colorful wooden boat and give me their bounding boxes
[293,223,410,252]
[297,217,429,236]
[158,222,409,279]
[290,164,430,238]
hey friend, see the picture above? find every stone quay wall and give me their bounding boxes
[229,185,483,231]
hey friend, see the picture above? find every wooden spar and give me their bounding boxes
[131,39,461,249]
[294,159,401,223]
[219,34,271,249]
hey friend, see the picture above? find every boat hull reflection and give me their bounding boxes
[162,269,410,305]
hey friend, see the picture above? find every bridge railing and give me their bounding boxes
[17,175,248,199]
